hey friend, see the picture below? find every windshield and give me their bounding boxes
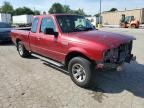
[56,15,95,33]
[0,22,11,28]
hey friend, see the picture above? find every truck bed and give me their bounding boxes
[13,27,31,31]
[11,28,31,50]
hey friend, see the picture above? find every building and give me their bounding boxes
[101,8,144,25]
[0,13,11,23]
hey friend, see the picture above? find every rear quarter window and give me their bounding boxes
[31,18,39,33]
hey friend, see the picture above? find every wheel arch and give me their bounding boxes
[16,38,22,46]
[15,38,22,50]
[65,51,94,68]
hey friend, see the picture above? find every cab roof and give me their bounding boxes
[34,14,83,18]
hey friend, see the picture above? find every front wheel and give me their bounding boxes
[17,41,31,58]
[68,57,94,88]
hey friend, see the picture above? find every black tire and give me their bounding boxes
[17,41,30,58]
[68,57,94,88]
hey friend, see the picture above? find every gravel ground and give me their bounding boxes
[0,28,144,108]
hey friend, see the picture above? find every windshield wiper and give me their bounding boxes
[68,27,95,33]
[83,27,94,31]
[73,28,84,32]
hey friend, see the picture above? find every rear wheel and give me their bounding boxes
[17,41,30,58]
[68,57,94,88]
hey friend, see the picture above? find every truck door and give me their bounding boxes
[37,17,64,61]
[29,17,41,53]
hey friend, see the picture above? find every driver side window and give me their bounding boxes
[40,17,56,33]
[31,18,39,33]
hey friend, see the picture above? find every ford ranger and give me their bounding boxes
[11,14,136,88]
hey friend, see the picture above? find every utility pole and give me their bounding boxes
[33,7,35,15]
[0,6,1,13]
[99,0,102,25]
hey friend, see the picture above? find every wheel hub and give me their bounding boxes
[18,44,23,55]
[72,63,86,82]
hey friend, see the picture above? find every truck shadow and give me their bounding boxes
[43,62,69,76]
[90,61,144,99]
[0,41,14,46]
[43,61,144,99]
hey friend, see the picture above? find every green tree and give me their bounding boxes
[1,1,14,14]
[14,7,34,15]
[49,3,64,14]
[109,8,118,12]
[74,9,86,15]
[33,10,40,15]
[85,15,92,17]
[94,13,100,17]
[63,5,71,13]
[48,3,87,16]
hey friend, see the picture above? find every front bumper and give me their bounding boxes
[96,41,136,71]
[96,54,136,71]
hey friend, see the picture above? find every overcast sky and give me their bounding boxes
[0,0,144,15]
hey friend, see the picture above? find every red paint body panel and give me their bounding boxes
[11,14,136,63]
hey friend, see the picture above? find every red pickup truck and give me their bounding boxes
[11,14,136,87]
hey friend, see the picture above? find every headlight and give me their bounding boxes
[104,48,119,62]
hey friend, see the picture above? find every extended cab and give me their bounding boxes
[11,14,136,87]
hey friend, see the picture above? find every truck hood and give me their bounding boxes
[70,30,136,48]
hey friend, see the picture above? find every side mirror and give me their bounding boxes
[44,28,58,37]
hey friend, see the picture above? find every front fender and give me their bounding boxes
[67,47,104,62]
[68,47,90,57]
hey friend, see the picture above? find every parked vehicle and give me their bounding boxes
[0,22,12,43]
[12,15,33,27]
[86,16,102,27]
[0,13,11,24]
[120,14,140,28]
[11,14,136,88]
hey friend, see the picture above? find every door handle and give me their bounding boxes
[37,37,41,40]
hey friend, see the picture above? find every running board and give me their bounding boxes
[31,53,64,67]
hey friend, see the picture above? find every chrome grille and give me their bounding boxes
[104,41,133,63]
